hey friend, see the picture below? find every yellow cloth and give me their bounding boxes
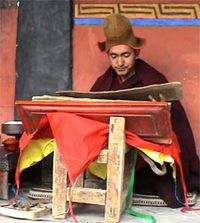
[19,138,55,173]
[139,148,174,165]
[88,147,176,180]
[87,161,107,180]
[140,148,176,178]
[18,138,176,180]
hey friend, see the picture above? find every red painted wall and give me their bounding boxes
[0,6,199,158]
[0,9,18,142]
[73,25,200,156]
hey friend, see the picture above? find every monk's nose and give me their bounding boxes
[117,56,124,66]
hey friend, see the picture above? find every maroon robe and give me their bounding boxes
[90,58,200,207]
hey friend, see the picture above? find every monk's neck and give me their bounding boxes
[119,69,136,83]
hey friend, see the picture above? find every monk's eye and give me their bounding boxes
[109,54,118,59]
[123,53,131,58]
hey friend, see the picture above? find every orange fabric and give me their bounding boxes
[47,113,109,184]
[15,113,188,209]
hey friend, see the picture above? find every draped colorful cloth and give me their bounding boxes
[15,112,188,208]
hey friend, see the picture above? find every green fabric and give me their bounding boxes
[126,150,156,223]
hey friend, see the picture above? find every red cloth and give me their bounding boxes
[47,113,109,184]
[15,113,188,208]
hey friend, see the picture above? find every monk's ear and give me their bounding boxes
[134,49,140,58]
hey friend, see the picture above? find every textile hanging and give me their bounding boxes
[15,113,188,208]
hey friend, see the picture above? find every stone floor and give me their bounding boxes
[0,192,199,223]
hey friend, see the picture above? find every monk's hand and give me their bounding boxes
[148,93,166,102]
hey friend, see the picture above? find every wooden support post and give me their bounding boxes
[105,116,126,223]
[52,145,67,219]
[0,171,8,199]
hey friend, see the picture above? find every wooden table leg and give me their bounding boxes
[0,171,8,199]
[52,145,67,219]
[105,117,126,223]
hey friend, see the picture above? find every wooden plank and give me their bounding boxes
[56,82,182,102]
[52,145,67,219]
[105,117,126,222]
[96,147,129,164]
[0,171,8,199]
[66,188,106,205]
[96,149,108,163]
[0,206,50,220]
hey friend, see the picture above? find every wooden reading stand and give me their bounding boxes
[15,98,173,222]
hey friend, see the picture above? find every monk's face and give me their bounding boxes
[108,45,137,82]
